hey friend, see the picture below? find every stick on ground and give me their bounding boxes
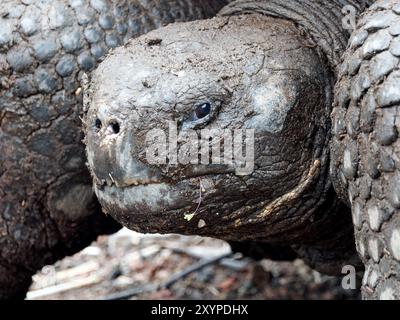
[101,252,233,300]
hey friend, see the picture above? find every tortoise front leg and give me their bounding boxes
[331,0,400,299]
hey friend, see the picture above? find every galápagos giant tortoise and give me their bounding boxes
[84,0,400,299]
[0,0,228,299]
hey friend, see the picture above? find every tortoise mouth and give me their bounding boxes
[93,178,205,232]
[92,165,245,234]
[94,163,235,190]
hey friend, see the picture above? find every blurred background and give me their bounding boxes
[27,228,360,300]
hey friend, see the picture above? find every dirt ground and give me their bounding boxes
[27,228,361,300]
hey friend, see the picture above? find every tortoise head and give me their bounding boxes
[84,15,334,242]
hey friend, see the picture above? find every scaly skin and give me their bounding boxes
[84,6,364,276]
[331,0,400,299]
[0,0,227,299]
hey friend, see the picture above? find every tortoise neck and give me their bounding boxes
[219,0,372,73]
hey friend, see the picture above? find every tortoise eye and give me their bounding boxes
[95,118,102,129]
[192,102,211,120]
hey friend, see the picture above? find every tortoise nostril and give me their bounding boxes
[95,118,102,130]
[108,120,120,134]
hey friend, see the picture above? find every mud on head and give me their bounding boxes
[84,15,334,242]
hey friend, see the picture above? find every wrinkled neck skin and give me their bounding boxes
[84,1,369,272]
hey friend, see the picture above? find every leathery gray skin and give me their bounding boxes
[332,0,400,299]
[85,0,375,277]
[0,0,227,299]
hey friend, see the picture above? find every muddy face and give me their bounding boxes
[85,15,333,241]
